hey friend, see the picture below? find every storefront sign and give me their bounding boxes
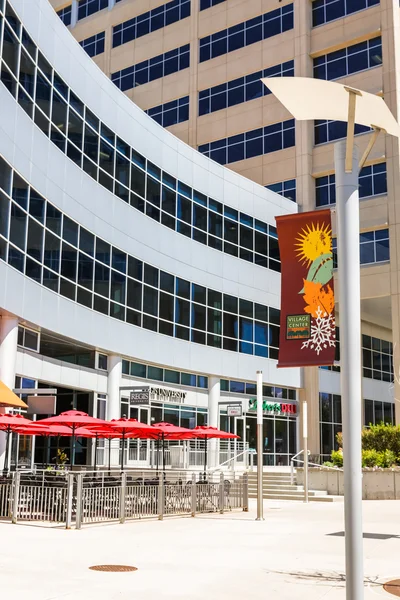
[248,398,297,416]
[275,209,336,368]
[27,395,56,415]
[227,405,243,417]
[130,387,150,405]
[149,387,187,403]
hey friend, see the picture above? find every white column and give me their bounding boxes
[108,0,116,9]
[335,141,364,600]
[70,0,78,28]
[107,354,121,421]
[208,376,220,469]
[107,355,121,467]
[0,316,18,469]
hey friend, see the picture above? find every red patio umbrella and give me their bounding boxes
[192,426,239,480]
[0,413,32,475]
[151,422,196,473]
[17,423,96,468]
[38,411,109,466]
[107,418,162,470]
[89,426,123,473]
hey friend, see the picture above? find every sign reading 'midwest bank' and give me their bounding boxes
[248,398,297,416]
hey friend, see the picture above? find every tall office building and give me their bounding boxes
[50,0,398,460]
[0,0,396,466]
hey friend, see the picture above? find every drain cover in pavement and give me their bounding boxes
[89,565,138,572]
[383,580,400,596]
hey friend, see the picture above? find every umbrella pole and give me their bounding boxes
[156,438,159,475]
[94,433,98,472]
[46,436,51,467]
[121,432,125,471]
[71,426,76,467]
[3,428,10,476]
[56,435,60,467]
[162,433,166,481]
[42,439,46,469]
[108,437,111,476]
[204,436,208,482]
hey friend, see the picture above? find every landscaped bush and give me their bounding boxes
[327,424,400,468]
[361,424,400,455]
[330,449,343,467]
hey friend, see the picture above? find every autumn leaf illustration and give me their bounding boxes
[303,279,334,318]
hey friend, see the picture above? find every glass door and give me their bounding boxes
[128,406,150,466]
[234,417,245,467]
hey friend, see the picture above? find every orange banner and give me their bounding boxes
[275,209,336,368]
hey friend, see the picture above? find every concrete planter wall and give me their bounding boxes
[296,468,400,500]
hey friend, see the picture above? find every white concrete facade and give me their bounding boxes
[0,0,301,468]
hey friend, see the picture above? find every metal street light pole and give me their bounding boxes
[261,77,400,600]
[302,401,308,503]
[335,139,364,600]
[256,370,264,520]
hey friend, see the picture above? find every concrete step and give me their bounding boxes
[248,485,326,494]
[248,477,293,483]
[249,492,343,502]
[249,485,328,497]
[249,489,328,498]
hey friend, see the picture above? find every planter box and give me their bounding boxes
[296,468,400,500]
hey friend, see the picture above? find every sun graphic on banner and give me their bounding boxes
[295,223,332,266]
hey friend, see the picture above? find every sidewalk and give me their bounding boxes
[0,499,398,599]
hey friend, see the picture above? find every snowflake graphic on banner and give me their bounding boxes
[301,306,335,355]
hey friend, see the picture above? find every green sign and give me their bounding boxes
[286,314,311,340]
[248,398,297,415]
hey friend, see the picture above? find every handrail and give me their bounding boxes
[292,457,343,472]
[208,448,250,473]
[290,456,343,490]
[290,450,309,485]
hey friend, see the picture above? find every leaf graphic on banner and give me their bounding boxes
[303,280,334,318]
[299,253,333,293]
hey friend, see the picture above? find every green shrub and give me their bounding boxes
[361,449,380,467]
[335,424,400,465]
[330,448,397,468]
[331,449,343,467]
[362,424,400,455]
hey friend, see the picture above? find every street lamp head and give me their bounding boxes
[263,77,400,138]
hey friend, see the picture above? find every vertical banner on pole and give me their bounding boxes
[275,209,336,368]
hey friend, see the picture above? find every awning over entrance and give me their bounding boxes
[0,381,28,409]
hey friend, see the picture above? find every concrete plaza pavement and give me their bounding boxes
[0,499,399,600]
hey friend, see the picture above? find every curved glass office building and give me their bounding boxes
[0,0,302,468]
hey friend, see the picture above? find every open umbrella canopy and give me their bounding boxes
[37,411,109,466]
[0,413,32,431]
[108,418,161,438]
[0,381,28,409]
[107,419,161,470]
[16,424,96,437]
[151,422,195,440]
[38,410,109,431]
[191,426,239,440]
[0,413,32,474]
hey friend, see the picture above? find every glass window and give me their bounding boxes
[199,5,293,63]
[148,365,163,381]
[130,362,147,378]
[164,369,180,384]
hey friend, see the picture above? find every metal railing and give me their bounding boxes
[101,440,250,471]
[2,469,248,529]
